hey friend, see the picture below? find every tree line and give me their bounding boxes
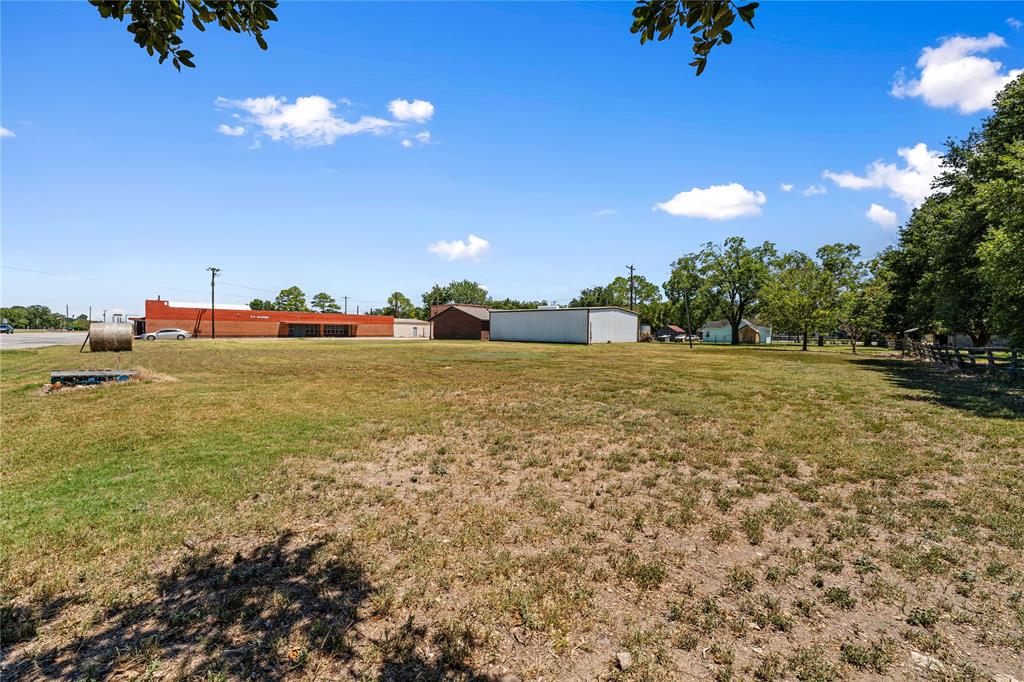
[569,75,1024,351]
[1,306,90,330]
[249,287,342,314]
[567,237,887,352]
[249,280,548,321]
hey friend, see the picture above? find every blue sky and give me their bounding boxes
[2,2,1022,316]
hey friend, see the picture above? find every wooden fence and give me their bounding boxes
[904,340,1021,379]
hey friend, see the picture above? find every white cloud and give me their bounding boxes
[653,183,766,220]
[780,183,794,192]
[890,33,1023,114]
[388,98,435,122]
[427,234,490,261]
[401,131,433,148]
[248,139,262,150]
[592,208,619,217]
[217,124,246,136]
[802,184,827,197]
[216,95,396,147]
[866,203,899,229]
[823,142,944,208]
[0,126,14,138]
[1008,17,1023,31]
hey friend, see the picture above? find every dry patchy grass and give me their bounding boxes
[1,340,1022,680]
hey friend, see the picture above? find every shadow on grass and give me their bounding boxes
[853,357,1024,419]
[4,532,489,681]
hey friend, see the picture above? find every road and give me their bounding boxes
[0,331,89,350]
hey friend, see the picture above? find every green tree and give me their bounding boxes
[1,305,62,328]
[486,298,548,310]
[631,1,759,75]
[664,254,713,333]
[248,298,275,311]
[977,141,1024,346]
[274,286,308,312]
[447,280,489,305]
[421,284,451,312]
[836,259,891,354]
[605,275,660,309]
[697,236,777,344]
[572,275,662,327]
[570,286,613,308]
[421,280,489,313]
[763,244,861,351]
[383,291,416,318]
[90,0,278,71]
[887,75,1024,346]
[310,292,340,313]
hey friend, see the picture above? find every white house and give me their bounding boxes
[700,319,772,344]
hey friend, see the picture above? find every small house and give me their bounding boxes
[655,325,687,342]
[700,319,772,344]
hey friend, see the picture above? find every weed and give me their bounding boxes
[709,642,735,665]
[753,653,784,681]
[726,566,756,593]
[615,552,667,590]
[823,586,856,610]
[788,645,839,682]
[839,637,894,673]
[709,523,733,545]
[741,512,766,545]
[906,607,939,628]
[793,597,816,619]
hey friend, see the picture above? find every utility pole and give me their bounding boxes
[102,309,108,322]
[65,305,69,330]
[207,266,221,339]
[684,294,694,349]
[626,264,636,310]
[343,296,349,314]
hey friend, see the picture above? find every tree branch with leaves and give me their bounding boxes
[631,0,759,75]
[89,0,278,70]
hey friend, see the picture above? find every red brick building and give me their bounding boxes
[429,304,490,340]
[141,299,393,338]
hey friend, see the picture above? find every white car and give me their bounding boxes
[142,328,191,341]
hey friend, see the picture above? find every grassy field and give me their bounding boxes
[2,339,1022,681]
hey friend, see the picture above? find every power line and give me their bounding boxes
[219,281,277,293]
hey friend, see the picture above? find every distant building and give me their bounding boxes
[490,307,638,344]
[655,325,687,341]
[429,304,491,340]
[141,299,393,338]
[700,319,772,344]
[393,318,430,338]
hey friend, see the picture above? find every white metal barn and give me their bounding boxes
[489,307,639,344]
